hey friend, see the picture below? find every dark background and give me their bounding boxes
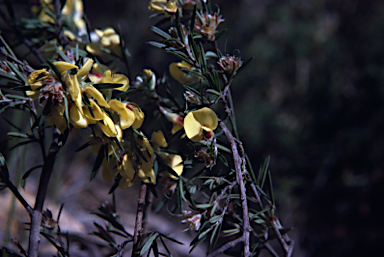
[2,0,384,256]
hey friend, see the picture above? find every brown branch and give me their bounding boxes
[28,129,61,257]
[207,236,244,257]
[132,182,147,257]
[220,121,251,257]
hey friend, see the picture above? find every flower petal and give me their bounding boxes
[69,105,88,128]
[53,61,78,74]
[84,85,109,108]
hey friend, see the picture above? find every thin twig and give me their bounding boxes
[132,182,147,257]
[220,121,251,257]
[207,236,244,257]
[28,129,61,257]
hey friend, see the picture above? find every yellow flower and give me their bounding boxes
[163,153,183,178]
[101,70,129,92]
[159,106,184,134]
[126,103,145,129]
[53,61,78,74]
[84,85,109,108]
[108,99,135,130]
[148,0,178,16]
[136,135,156,185]
[169,61,199,85]
[184,107,218,142]
[83,99,104,124]
[64,73,83,115]
[69,104,88,128]
[97,114,117,137]
[101,157,118,183]
[46,103,67,133]
[76,58,94,79]
[117,154,138,189]
[150,131,183,178]
[26,69,50,91]
[151,131,168,148]
[86,27,121,56]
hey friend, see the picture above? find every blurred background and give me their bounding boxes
[2,0,384,256]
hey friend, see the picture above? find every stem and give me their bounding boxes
[220,122,251,257]
[28,129,61,257]
[132,182,147,257]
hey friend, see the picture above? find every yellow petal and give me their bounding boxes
[84,85,109,108]
[53,61,78,74]
[127,103,145,129]
[192,107,218,130]
[184,111,203,142]
[83,99,104,124]
[112,74,129,91]
[69,105,88,128]
[119,155,136,180]
[26,90,40,99]
[119,177,135,189]
[108,99,135,129]
[151,131,168,148]
[102,157,118,183]
[97,115,117,137]
[69,75,84,115]
[77,58,94,78]
[46,104,67,133]
[168,154,183,178]
[86,43,104,56]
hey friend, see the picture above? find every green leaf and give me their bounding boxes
[47,60,62,82]
[21,164,43,189]
[90,144,105,181]
[166,50,194,66]
[0,71,22,82]
[236,56,255,76]
[154,197,168,213]
[258,155,270,189]
[149,26,172,39]
[158,233,184,245]
[210,222,221,249]
[5,61,26,83]
[215,29,227,41]
[93,83,124,90]
[209,215,221,224]
[7,132,29,139]
[195,203,211,209]
[0,35,16,58]
[74,141,91,152]
[55,45,71,63]
[205,51,218,58]
[148,41,167,49]
[140,232,158,256]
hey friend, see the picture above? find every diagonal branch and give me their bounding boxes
[220,121,251,257]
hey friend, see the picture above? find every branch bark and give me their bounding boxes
[220,121,251,257]
[28,129,61,257]
[132,182,147,257]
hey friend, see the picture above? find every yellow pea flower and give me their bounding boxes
[108,99,135,129]
[53,61,78,74]
[126,103,145,129]
[151,131,168,148]
[83,99,104,124]
[101,70,129,92]
[84,85,109,108]
[97,114,117,137]
[184,107,218,142]
[65,74,83,115]
[69,105,88,128]
[159,106,184,134]
[46,103,67,133]
[26,69,50,91]
[169,61,199,85]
